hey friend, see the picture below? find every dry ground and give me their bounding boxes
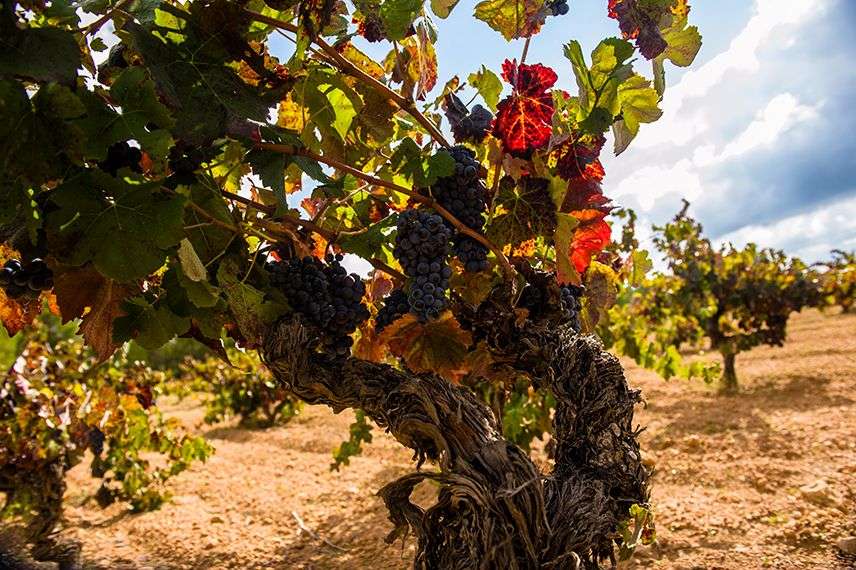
[58,309,855,569]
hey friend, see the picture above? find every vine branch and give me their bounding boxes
[256,143,514,276]
[244,9,451,148]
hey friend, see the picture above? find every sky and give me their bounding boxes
[324,0,856,264]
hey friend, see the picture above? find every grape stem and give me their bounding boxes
[244,9,451,148]
[78,0,135,36]
[257,143,515,276]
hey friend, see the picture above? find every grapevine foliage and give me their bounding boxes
[0,314,211,566]
[814,250,856,313]
[0,0,703,566]
[602,202,821,392]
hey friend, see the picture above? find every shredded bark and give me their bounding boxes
[262,278,649,570]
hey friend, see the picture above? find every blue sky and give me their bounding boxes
[336,0,855,263]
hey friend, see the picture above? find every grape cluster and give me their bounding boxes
[88,427,106,456]
[0,258,53,299]
[548,0,569,16]
[324,255,371,354]
[453,236,489,273]
[268,254,370,356]
[99,141,142,176]
[451,104,494,144]
[375,288,409,332]
[167,143,206,187]
[560,284,584,333]
[518,282,547,318]
[357,15,385,42]
[425,146,490,272]
[393,209,453,321]
[517,278,585,333]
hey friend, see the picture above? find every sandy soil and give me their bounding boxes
[59,309,856,570]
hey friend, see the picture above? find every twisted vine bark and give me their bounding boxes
[262,302,648,569]
[0,463,81,570]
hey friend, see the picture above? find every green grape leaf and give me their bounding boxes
[659,15,702,67]
[121,12,277,144]
[114,297,192,350]
[380,0,423,41]
[566,38,635,136]
[468,65,503,112]
[626,249,653,287]
[652,58,666,96]
[0,82,86,185]
[473,0,546,41]
[217,260,287,347]
[298,67,363,142]
[339,215,398,261]
[430,0,461,18]
[389,138,455,188]
[163,266,221,311]
[0,26,81,84]
[247,149,290,207]
[90,37,108,52]
[46,172,185,281]
[177,238,208,282]
[612,75,662,155]
[109,67,175,158]
[331,409,374,470]
[487,177,557,247]
[184,184,238,264]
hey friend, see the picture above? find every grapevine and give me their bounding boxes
[0,0,704,566]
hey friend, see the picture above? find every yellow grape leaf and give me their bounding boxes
[277,94,306,132]
[450,262,501,306]
[473,0,546,41]
[339,42,385,79]
[399,30,438,101]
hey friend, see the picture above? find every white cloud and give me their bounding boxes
[700,93,821,165]
[635,0,831,149]
[716,193,856,262]
[611,159,704,212]
[717,93,820,160]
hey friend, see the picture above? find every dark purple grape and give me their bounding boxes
[267,254,369,356]
[394,209,453,321]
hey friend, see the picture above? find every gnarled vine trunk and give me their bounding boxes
[0,463,80,570]
[262,313,648,569]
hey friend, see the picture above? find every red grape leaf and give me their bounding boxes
[552,135,612,214]
[570,210,612,274]
[493,60,557,157]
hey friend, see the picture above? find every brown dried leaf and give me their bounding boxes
[381,312,472,380]
[53,265,137,360]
